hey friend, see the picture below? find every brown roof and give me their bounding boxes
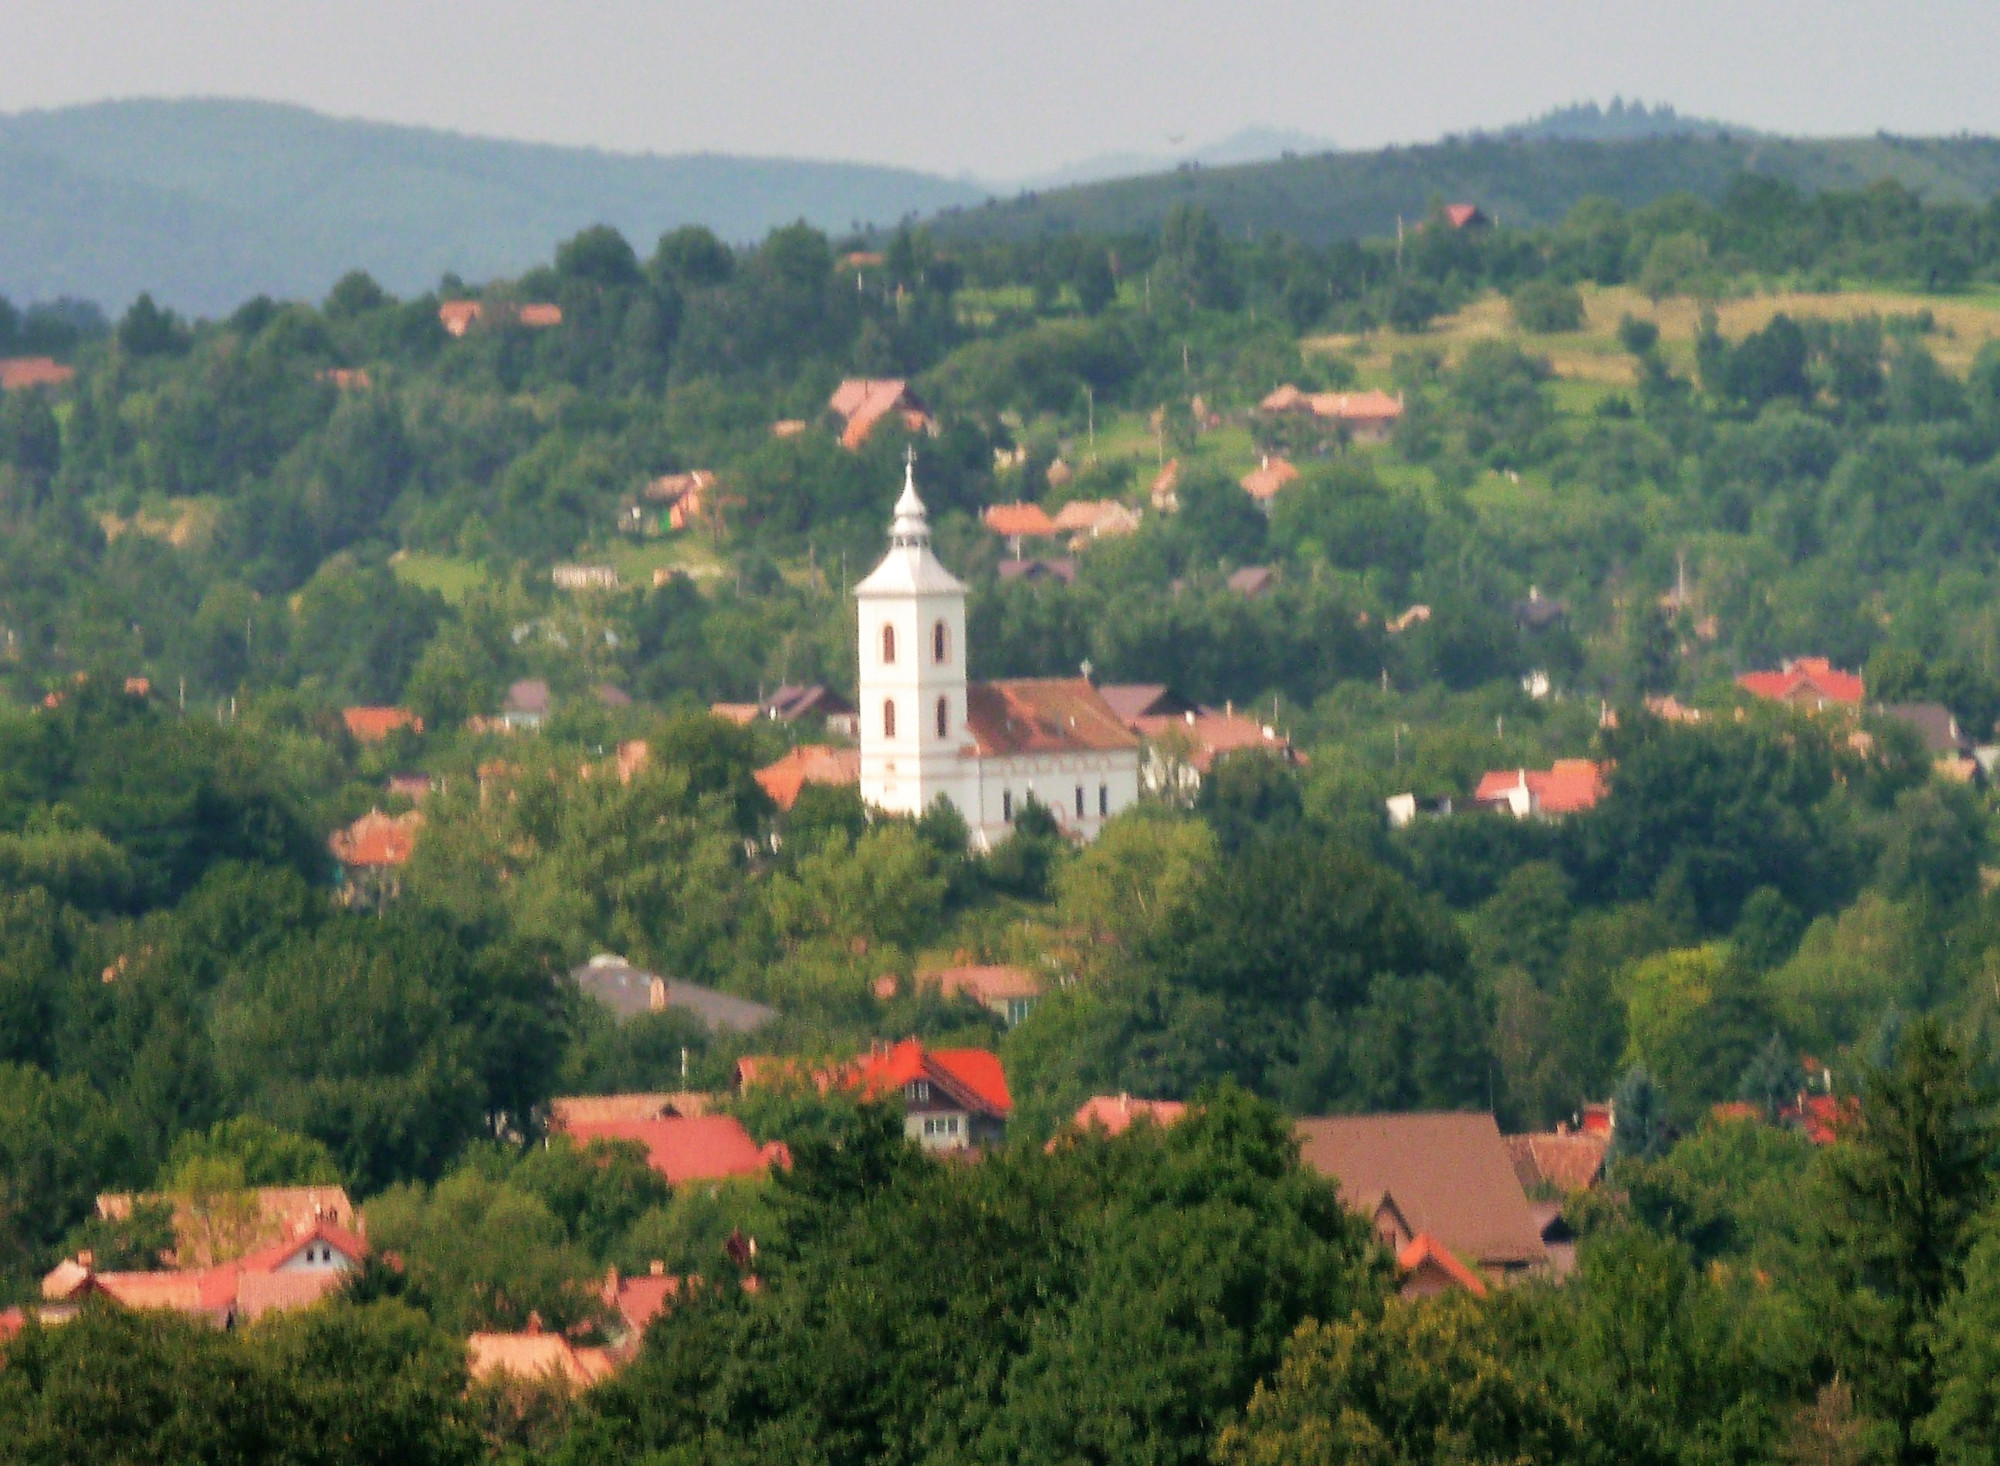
[342,706,421,742]
[467,1331,616,1389]
[437,300,483,336]
[1295,1112,1547,1269]
[829,379,929,448]
[549,1093,713,1127]
[1066,1095,1187,1138]
[964,679,1142,757]
[1504,1131,1609,1193]
[1096,684,1196,723]
[553,1115,788,1186]
[516,303,563,328]
[1132,709,1296,774]
[754,744,860,811]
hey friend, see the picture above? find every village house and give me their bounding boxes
[734,1038,1013,1153]
[96,1184,357,1268]
[341,706,421,743]
[38,1215,369,1329]
[568,953,778,1035]
[502,678,551,731]
[0,356,77,391]
[925,963,1043,1027]
[467,1321,616,1391]
[1471,759,1607,819]
[437,300,562,337]
[1150,459,1181,511]
[982,502,1059,557]
[1296,1112,1550,1296]
[1258,385,1406,443]
[644,469,717,532]
[1443,203,1490,229]
[1240,455,1299,502]
[329,808,421,909]
[1736,656,1864,711]
[1051,498,1143,549]
[1062,1094,1188,1139]
[856,466,1142,848]
[1098,687,1300,798]
[828,378,934,449]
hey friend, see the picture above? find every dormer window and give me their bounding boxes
[882,624,896,664]
[933,620,949,663]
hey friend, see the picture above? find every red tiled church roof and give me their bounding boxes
[964,679,1141,757]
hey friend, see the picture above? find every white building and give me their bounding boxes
[854,464,1141,849]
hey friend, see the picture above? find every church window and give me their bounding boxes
[883,699,897,738]
[1075,785,1085,818]
[882,624,896,664]
[933,620,949,663]
[936,696,949,738]
[1002,790,1013,822]
[1099,784,1109,816]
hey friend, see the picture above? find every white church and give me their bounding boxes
[854,465,1142,848]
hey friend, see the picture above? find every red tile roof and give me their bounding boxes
[552,1114,789,1185]
[1736,657,1864,708]
[467,1331,616,1389]
[342,706,421,742]
[982,503,1059,538]
[964,679,1141,757]
[1398,1233,1488,1297]
[1132,709,1296,774]
[604,1268,680,1337]
[1504,1131,1609,1193]
[1443,204,1488,229]
[329,808,421,868]
[236,1218,370,1275]
[929,964,1043,1004]
[549,1092,712,1126]
[438,300,483,336]
[754,744,860,811]
[851,1039,1012,1118]
[0,356,76,391]
[517,303,563,328]
[1473,760,1606,817]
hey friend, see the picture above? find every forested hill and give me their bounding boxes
[927,132,2000,244]
[0,99,984,316]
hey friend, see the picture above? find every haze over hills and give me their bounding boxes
[0,99,985,316]
[6,97,2000,318]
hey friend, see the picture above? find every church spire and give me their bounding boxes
[889,450,930,547]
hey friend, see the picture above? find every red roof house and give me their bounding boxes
[1736,657,1865,711]
[1472,760,1606,819]
[829,379,933,449]
[926,963,1044,1027]
[438,300,484,336]
[982,502,1059,543]
[1240,455,1300,501]
[468,1322,616,1390]
[1397,1233,1488,1298]
[754,744,861,811]
[0,356,77,391]
[1064,1094,1188,1138]
[342,706,422,742]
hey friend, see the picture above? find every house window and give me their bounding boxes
[1002,790,1013,822]
[1099,784,1109,816]
[908,1080,930,1103]
[883,699,897,738]
[882,624,896,664]
[936,696,950,738]
[947,1115,960,1135]
[1075,785,1085,818]
[933,620,949,663]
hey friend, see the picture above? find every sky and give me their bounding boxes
[9,1,2000,180]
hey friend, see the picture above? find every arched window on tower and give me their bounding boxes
[935,696,949,738]
[882,624,896,664]
[933,620,949,663]
[883,699,897,738]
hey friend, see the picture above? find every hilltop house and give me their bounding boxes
[568,953,778,1034]
[926,963,1044,1027]
[553,1111,789,1186]
[341,706,420,743]
[0,357,77,391]
[829,379,934,449]
[855,466,1141,848]
[735,1038,1013,1153]
[1737,657,1865,712]
[1259,386,1406,443]
[1472,760,1607,819]
[754,745,862,811]
[329,809,421,908]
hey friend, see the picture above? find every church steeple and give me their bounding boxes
[889,453,930,548]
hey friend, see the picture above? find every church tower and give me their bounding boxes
[854,461,970,824]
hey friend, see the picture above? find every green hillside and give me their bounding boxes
[929,132,2000,244]
[0,99,984,315]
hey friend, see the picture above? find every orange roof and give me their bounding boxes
[1398,1233,1488,1296]
[329,808,421,868]
[1790,1093,1859,1146]
[1259,384,1308,413]
[1132,709,1294,774]
[517,303,563,328]
[553,1114,788,1185]
[467,1331,616,1390]
[1150,459,1181,507]
[1307,389,1404,423]
[316,367,372,390]
[1240,456,1300,500]
[1067,1094,1187,1137]
[929,964,1043,1004]
[1736,657,1864,708]
[754,744,860,811]
[549,1092,711,1127]
[0,356,76,391]
[772,419,808,438]
[604,1269,680,1336]
[94,1264,242,1317]
[342,706,421,742]
[236,1269,348,1321]
[1504,1132,1609,1193]
[710,702,761,726]
[982,503,1058,538]
[437,300,483,336]
[1444,203,1487,229]
[96,1185,357,1266]
[237,1218,370,1275]
[964,679,1142,757]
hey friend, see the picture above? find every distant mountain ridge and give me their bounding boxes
[927,131,2000,246]
[0,98,985,316]
[1494,99,1745,142]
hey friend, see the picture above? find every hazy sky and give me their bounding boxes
[10,1,2000,179]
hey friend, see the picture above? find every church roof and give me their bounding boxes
[965,679,1142,756]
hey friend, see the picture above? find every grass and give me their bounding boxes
[98,496,219,550]
[604,533,728,585]
[1303,281,2000,385]
[392,552,488,604]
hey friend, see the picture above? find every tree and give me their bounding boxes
[1512,279,1586,332]
[1611,1067,1669,1162]
[1820,1018,1997,1464]
[1923,1212,2000,1466]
